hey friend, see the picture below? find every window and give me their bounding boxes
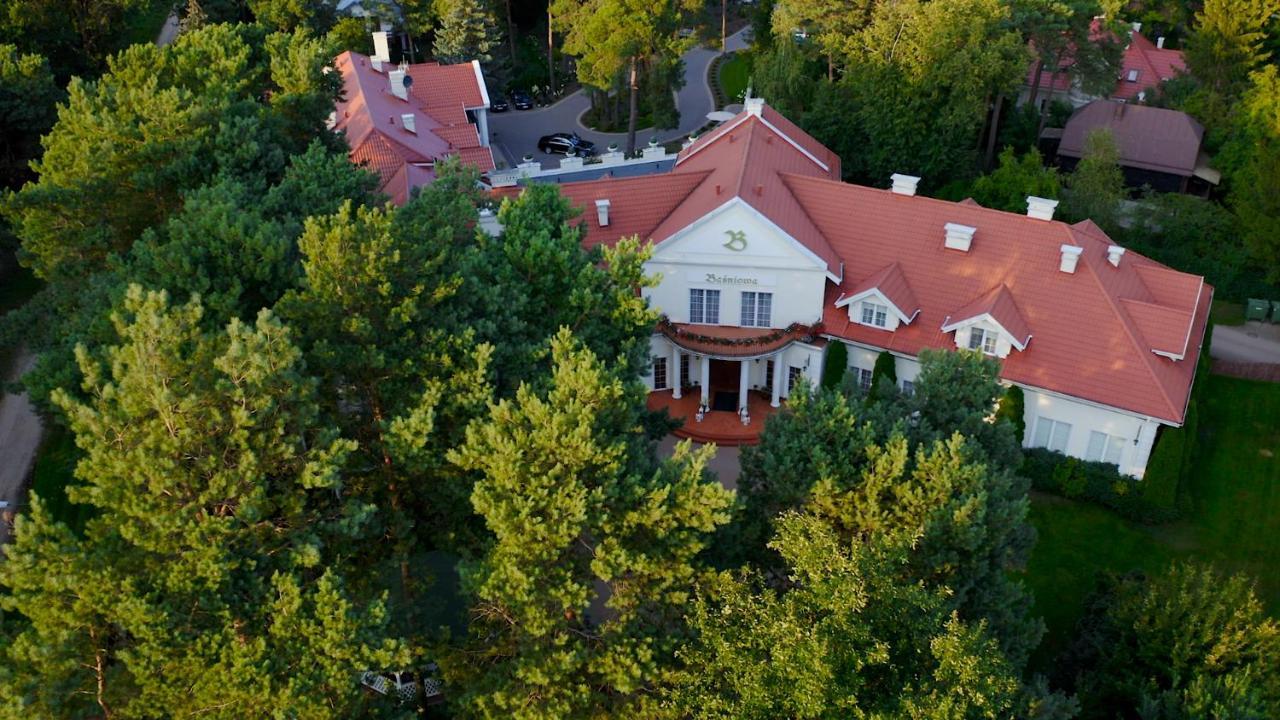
[764,360,775,392]
[857,367,873,392]
[787,366,803,394]
[1126,68,1139,82]
[741,291,773,327]
[968,327,997,355]
[652,357,668,390]
[901,379,915,397]
[860,301,889,328]
[1033,417,1072,453]
[1086,431,1125,465]
[690,289,720,324]
[680,355,691,387]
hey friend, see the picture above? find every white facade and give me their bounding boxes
[830,339,1162,477]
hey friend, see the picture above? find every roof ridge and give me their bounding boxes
[1074,229,1182,420]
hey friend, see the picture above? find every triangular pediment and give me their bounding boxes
[652,198,834,277]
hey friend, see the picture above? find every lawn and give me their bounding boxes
[1024,372,1280,667]
[717,52,751,105]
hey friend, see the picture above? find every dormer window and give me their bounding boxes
[1126,69,1139,82]
[968,327,998,355]
[861,301,889,328]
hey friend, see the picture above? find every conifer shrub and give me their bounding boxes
[821,341,848,390]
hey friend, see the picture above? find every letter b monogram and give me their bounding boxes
[723,229,747,251]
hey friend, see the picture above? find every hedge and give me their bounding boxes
[1021,447,1179,523]
[821,341,848,390]
[995,385,1026,445]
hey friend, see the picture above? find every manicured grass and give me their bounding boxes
[1209,300,1246,326]
[27,424,93,536]
[1024,372,1280,667]
[1024,493,1184,667]
[717,52,751,105]
[1187,374,1280,612]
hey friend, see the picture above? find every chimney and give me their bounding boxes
[389,69,408,100]
[1107,245,1126,267]
[1156,36,1165,49]
[745,97,764,116]
[944,222,976,252]
[595,198,611,227]
[372,31,391,63]
[1059,244,1084,273]
[401,113,416,133]
[890,173,920,196]
[1130,21,1142,34]
[1026,196,1059,221]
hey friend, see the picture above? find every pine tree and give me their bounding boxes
[666,513,1023,718]
[444,328,734,719]
[0,286,409,718]
[433,0,501,64]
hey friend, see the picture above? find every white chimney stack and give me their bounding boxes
[1131,21,1142,34]
[745,97,764,116]
[890,173,920,196]
[372,31,391,63]
[1107,245,1126,267]
[1156,36,1166,49]
[1060,244,1084,273]
[944,222,976,252]
[1026,196,1059,221]
[595,198,611,227]
[389,69,408,100]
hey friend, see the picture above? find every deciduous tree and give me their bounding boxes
[1060,128,1125,233]
[971,147,1061,213]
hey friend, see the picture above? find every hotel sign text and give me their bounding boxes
[688,271,777,286]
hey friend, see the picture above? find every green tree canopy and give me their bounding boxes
[666,512,1023,719]
[1060,128,1125,233]
[444,328,734,718]
[971,147,1061,213]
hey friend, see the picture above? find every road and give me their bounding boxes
[488,27,750,169]
[1210,323,1280,363]
[0,350,43,543]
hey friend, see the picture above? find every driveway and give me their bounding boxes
[488,27,750,169]
[0,349,44,543]
[1210,322,1280,363]
[658,435,741,490]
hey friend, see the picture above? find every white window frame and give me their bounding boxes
[1126,68,1139,82]
[1086,430,1125,465]
[787,366,803,394]
[652,357,668,390]
[741,291,773,328]
[689,288,720,325]
[1033,417,1072,453]
[901,379,915,397]
[857,367,873,392]
[860,301,889,328]
[968,327,997,355]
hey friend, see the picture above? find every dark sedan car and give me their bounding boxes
[489,95,509,112]
[538,132,596,157]
[510,90,534,110]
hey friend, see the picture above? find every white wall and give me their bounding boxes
[643,200,829,328]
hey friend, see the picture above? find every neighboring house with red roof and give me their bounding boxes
[1058,100,1219,194]
[486,98,1211,478]
[332,48,495,205]
[1019,24,1186,110]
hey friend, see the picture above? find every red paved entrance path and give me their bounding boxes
[647,390,779,446]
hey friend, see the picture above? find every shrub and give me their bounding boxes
[995,385,1026,445]
[821,341,848,390]
[1021,447,1178,523]
[867,350,897,400]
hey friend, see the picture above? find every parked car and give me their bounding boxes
[538,132,596,157]
[490,95,509,112]
[510,90,534,110]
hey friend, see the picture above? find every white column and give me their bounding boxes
[738,359,750,411]
[699,355,711,405]
[671,346,682,399]
[771,354,785,408]
[476,108,490,147]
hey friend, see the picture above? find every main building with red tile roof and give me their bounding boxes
[485,98,1210,476]
[333,50,495,204]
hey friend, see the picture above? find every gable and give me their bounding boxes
[653,198,832,275]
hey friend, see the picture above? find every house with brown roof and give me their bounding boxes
[486,98,1211,478]
[1058,100,1219,194]
[332,46,495,204]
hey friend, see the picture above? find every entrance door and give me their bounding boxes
[708,359,738,390]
